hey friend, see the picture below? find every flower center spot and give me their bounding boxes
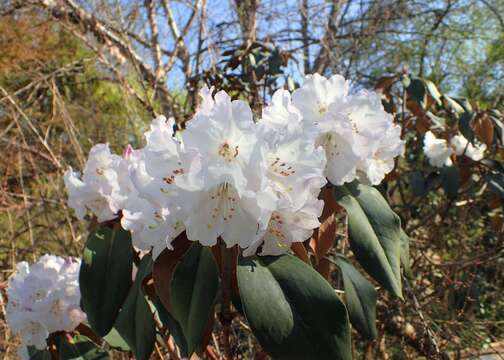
[218,142,239,162]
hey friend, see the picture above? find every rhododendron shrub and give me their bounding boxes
[5,74,426,359]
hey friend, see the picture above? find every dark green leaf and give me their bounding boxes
[442,95,465,115]
[237,254,352,360]
[154,297,188,357]
[103,328,130,351]
[480,159,504,173]
[459,112,476,144]
[26,346,52,360]
[485,173,504,199]
[115,255,156,360]
[425,111,446,128]
[334,182,403,298]
[406,78,427,108]
[489,114,504,145]
[441,165,460,199]
[409,171,427,197]
[452,97,473,113]
[334,255,377,340]
[79,226,133,337]
[170,243,218,355]
[57,335,110,360]
[424,80,442,106]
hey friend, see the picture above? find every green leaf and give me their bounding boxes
[57,335,110,360]
[425,111,446,128]
[459,112,476,143]
[237,254,352,360]
[409,171,427,197]
[334,255,377,340]
[441,165,460,199]
[115,255,156,360]
[489,114,504,145]
[452,97,473,113]
[406,78,427,108]
[399,229,412,279]
[79,226,133,336]
[26,347,52,360]
[442,95,465,115]
[154,297,188,357]
[103,328,130,351]
[485,173,504,199]
[424,80,442,106]
[170,243,218,355]
[334,182,403,298]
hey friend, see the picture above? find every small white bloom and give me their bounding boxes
[450,134,486,161]
[64,144,132,222]
[6,256,85,352]
[356,123,405,185]
[423,131,486,168]
[292,74,402,185]
[423,131,453,167]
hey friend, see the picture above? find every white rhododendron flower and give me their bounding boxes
[260,89,326,209]
[450,134,486,161]
[291,73,347,125]
[245,195,324,256]
[64,75,405,257]
[356,123,404,185]
[241,89,327,255]
[177,90,274,248]
[292,74,404,185]
[423,131,453,167]
[64,144,132,222]
[121,145,184,259]
[423,131,486,168]
[6,255,86,352]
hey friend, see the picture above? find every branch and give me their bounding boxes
[37,0,176,116]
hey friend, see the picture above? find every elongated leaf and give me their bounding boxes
[310,187,339,262]
[489,114,504,144]
[335,255,377,340]
[406,78,427,109]
[237,254,352,360]
[57,335,110,360]
[485,173,504,199]
[425,80,442,106]
[170,243,218,355]
[441,165,460,199]
[153,232,192,312]
[115,255,156,360]
[459,112,476,143]
[399,229,412,279]
[26,347,52,360]
[442,95,465,115]
[79,226,133,337]
[103,328,130,351]
[334,182,403,298]
[154,297,188,357]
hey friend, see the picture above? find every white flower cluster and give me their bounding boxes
[64,74,403,258]
[423,131,486,168]
[5,255,85,353]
